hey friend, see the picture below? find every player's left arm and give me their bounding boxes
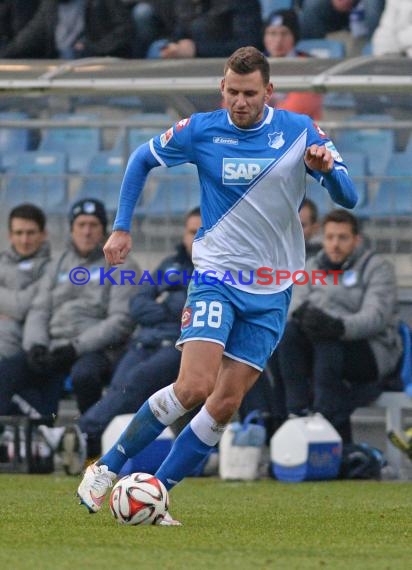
[305,121,358,209]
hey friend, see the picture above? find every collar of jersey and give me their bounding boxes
[227,105,274,131]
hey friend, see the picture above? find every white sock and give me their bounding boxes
[148,384,188,426]
[190,405,227,447]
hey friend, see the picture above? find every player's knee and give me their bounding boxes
[210,394,242,424]
[174,379,211,410]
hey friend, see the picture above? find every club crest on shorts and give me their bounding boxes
[181,307,192,328]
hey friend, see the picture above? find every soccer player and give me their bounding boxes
[77,46,357,525]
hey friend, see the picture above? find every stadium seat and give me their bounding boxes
[0,112,31,163]
[296,39,346,59]
[127,112,173,126]
[334,114,395,177]
[305,177,335,216]
[323,92,356,110]
[361,41,372,55]
[74,152,125,213]
[259,0,294,21]
[39,113,100,173]
[113,113,172,153]
[404,132,412,157]
[363,153,412,217]
[113,127,159,154]
[1,151,67,213]
[140,164,200,219]
[342,151,368,208]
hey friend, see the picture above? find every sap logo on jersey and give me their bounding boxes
[223,158,274,184]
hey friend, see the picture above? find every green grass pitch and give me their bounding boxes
[0,475,411,570]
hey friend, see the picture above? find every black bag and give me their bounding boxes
[338,443,385,480]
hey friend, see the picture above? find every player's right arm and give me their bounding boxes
[113,143,159,233]
[105,118,194,265]
[104,143,159,265]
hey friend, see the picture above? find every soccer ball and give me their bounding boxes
[109,472,169,525]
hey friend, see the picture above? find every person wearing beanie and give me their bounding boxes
[69,198,108,231]
[0,197,141,466]
[263,9,301,57]
[263,9,324,119]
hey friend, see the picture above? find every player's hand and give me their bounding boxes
[103,230,132,266]
[304,145,334,173]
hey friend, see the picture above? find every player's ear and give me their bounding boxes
[220,78,225,95]
[265,82,274,102]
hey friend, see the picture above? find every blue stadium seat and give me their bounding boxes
[74,152,125,213]
[363,153,412,217]
[113,113,172,153]
[127,112,173,126]
[323,92,356,110]
[39,113,100,173]
[361,41,372,55]
[404,132,412,157]
[1,151,67,213]
[0,112,31,162]
[260,0,294,20]
[296,39,346,58]
[140,164,200,219]
[334,114,394,177]
[342,151,368,208]
[305,177,335,216]
[114,127,159,154]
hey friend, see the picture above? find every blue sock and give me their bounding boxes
[98,401,165,474]
[155,424,213,490]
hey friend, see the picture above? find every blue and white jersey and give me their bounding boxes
[145,106,356,294]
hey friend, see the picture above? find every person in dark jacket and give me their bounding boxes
[0,0,133,59]
[146,0,262,58]
[269,208,402,443]
[40,207,201,472]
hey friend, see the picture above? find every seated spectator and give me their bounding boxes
[270,209,403,443]
[0,0,133,59]
[0,203,50,361]
[123,0,176,58]
[371,0,412,57]
[40,207,201,473]
[146,0,262,59]
[300,0,385,42]
[0,198,139,422]
[263,9,323,119]
[299,197,322,259]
